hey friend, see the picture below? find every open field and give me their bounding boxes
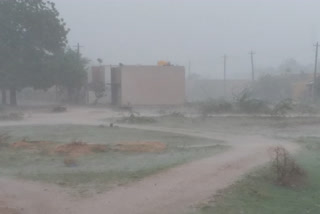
[0,125,225,193]
[191,137,320,214]
[0,107,314,214]
[112,114,320,138]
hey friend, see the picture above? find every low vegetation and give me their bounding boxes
[271,146,306,187]
[235,92,270,114]
[197,93,318,117]
[52,106,67,113]
[199,100,233,117]
[0,125,226,194]
[271,99,294,116]
[117,114,157,124]
[192,138,320,214]
[0,112,24,121]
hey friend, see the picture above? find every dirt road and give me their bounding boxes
[0,108,299,214]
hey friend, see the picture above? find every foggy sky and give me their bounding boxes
[52,0,320,79]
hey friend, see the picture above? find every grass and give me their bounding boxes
[143,116,320,138]
[116,114,157,124]
[192,137,320,214]
[0,125,226,194]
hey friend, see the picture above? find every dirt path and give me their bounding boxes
[70,137,297,214]
[0,109,299,214]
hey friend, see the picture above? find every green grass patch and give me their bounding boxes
[0,125,226,193]
[192,137,320,214]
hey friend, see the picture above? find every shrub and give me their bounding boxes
[0,112,24,120]
[293,103,319,114]
[52,106,67,113]
[271,99,293,116]
[271,146,306,187]
[236,92,270,114]
[117,114,157,124]
[199,100,233,117]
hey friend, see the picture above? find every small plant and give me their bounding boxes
[271,146,306,187]
[52,106,67,113]
[199,100,233,117]
[117,114,157,124]
[64,156,78,167]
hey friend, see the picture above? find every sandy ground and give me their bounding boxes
[0,107,302,214]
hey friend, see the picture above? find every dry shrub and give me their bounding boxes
[55,141,108,157]
[11,141,52,150]
[199,100,233,117]
[113,141,167,153]
[271,146,306,187]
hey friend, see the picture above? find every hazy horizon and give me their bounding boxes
[53,0,320,79]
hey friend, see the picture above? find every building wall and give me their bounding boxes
[118,66,185,106]
[111,67,122,106]
[88,65,112,104]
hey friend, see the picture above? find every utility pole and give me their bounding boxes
[223,55,227,98]
[314,42,319,102]
[188,60,191,78]
[249,51,255,82]
[74,43,83,59]
[73,43,87,104]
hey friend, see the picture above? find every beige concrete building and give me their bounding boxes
[111,65,185,106]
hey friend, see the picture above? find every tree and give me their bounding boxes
[0,0,69,105]
[0,70,8,105]
[89,81,107,105]
[54,49,89,104]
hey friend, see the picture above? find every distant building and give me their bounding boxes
[111,65,185,106]
[290,73,313,101]
[186,79,251,101]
